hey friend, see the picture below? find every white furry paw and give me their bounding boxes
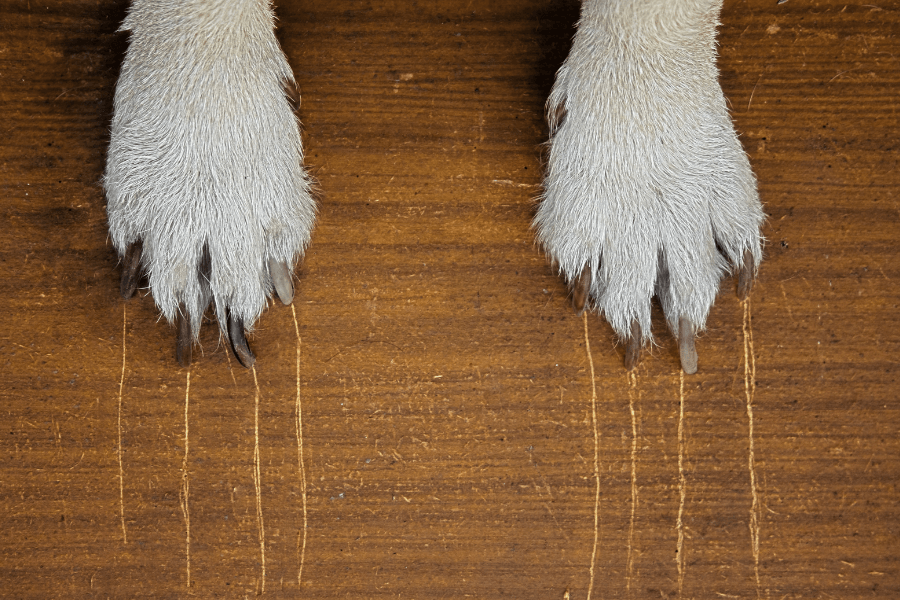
[535,0,764,373]
[104,0,316,367]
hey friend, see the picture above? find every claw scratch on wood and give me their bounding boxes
[676,370,687,598]
[747,75,762,111]
[117,303,127,544]
[291,304,309,587]
[582,312,600,600]
[742,298,762,599]
[626,371,639,591]
[180,371,192,588]
[252,366,266,594]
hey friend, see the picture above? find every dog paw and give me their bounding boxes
[104,1,316,367]
[536,1,764,373]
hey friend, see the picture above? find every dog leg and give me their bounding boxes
[537,0,764,372]
[105,0,316,366]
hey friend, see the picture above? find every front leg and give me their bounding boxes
[536,0,764,373]
[105,0,316,367]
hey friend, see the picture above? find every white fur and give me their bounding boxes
[536,0,764,344]
[104,0,315,337]
[105,0,763,361]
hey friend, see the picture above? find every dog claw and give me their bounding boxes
[269,259,294,306]
[678,315,698,374]
[548,103,567,134]
[227,309,256,368]
[624,320,642,371]
[737,249,755,300]
[120,240,143,299]
[572,264,591,315]
[283,78,301,113]
[176,303,192,368]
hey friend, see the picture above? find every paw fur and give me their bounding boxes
[536,0,764,367]
[104,0,316,361]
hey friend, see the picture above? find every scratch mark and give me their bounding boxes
[778,283,794,322]
[180,372,192,588]
[490,179,540,188]
[291,304,309,587]
[676,370,687,598]
[626,371,639,591]
[117,304,127,544]
[252,366,266,595]
[743,298,762,599]
[829,66,859,82]
[747,75,762,111]
[582,313,601,600]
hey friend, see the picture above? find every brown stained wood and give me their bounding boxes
[1,0,899,598]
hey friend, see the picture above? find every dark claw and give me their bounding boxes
[548,103,567,134]
[176,302,192,368]
[269,258,294,306]
[283,78,301,113]
[737,249,755,300]
[572,264,591,315]
[624,320,642,371]
[227,309,256,368]
[120,240,143,299]
[678,315,698,375]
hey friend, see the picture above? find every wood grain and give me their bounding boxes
[1,0,898,597]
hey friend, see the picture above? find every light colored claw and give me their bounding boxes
[678,315,698,375]
[269,258,294,305]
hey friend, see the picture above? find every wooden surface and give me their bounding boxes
[2,0,899,597]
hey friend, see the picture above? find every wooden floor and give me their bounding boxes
[2,0,898,597]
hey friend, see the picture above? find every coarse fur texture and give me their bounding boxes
[104,0,316,344]
[105,0,762,368]
[537,0,764,355]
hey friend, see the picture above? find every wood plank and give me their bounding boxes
[0,0,897,597]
